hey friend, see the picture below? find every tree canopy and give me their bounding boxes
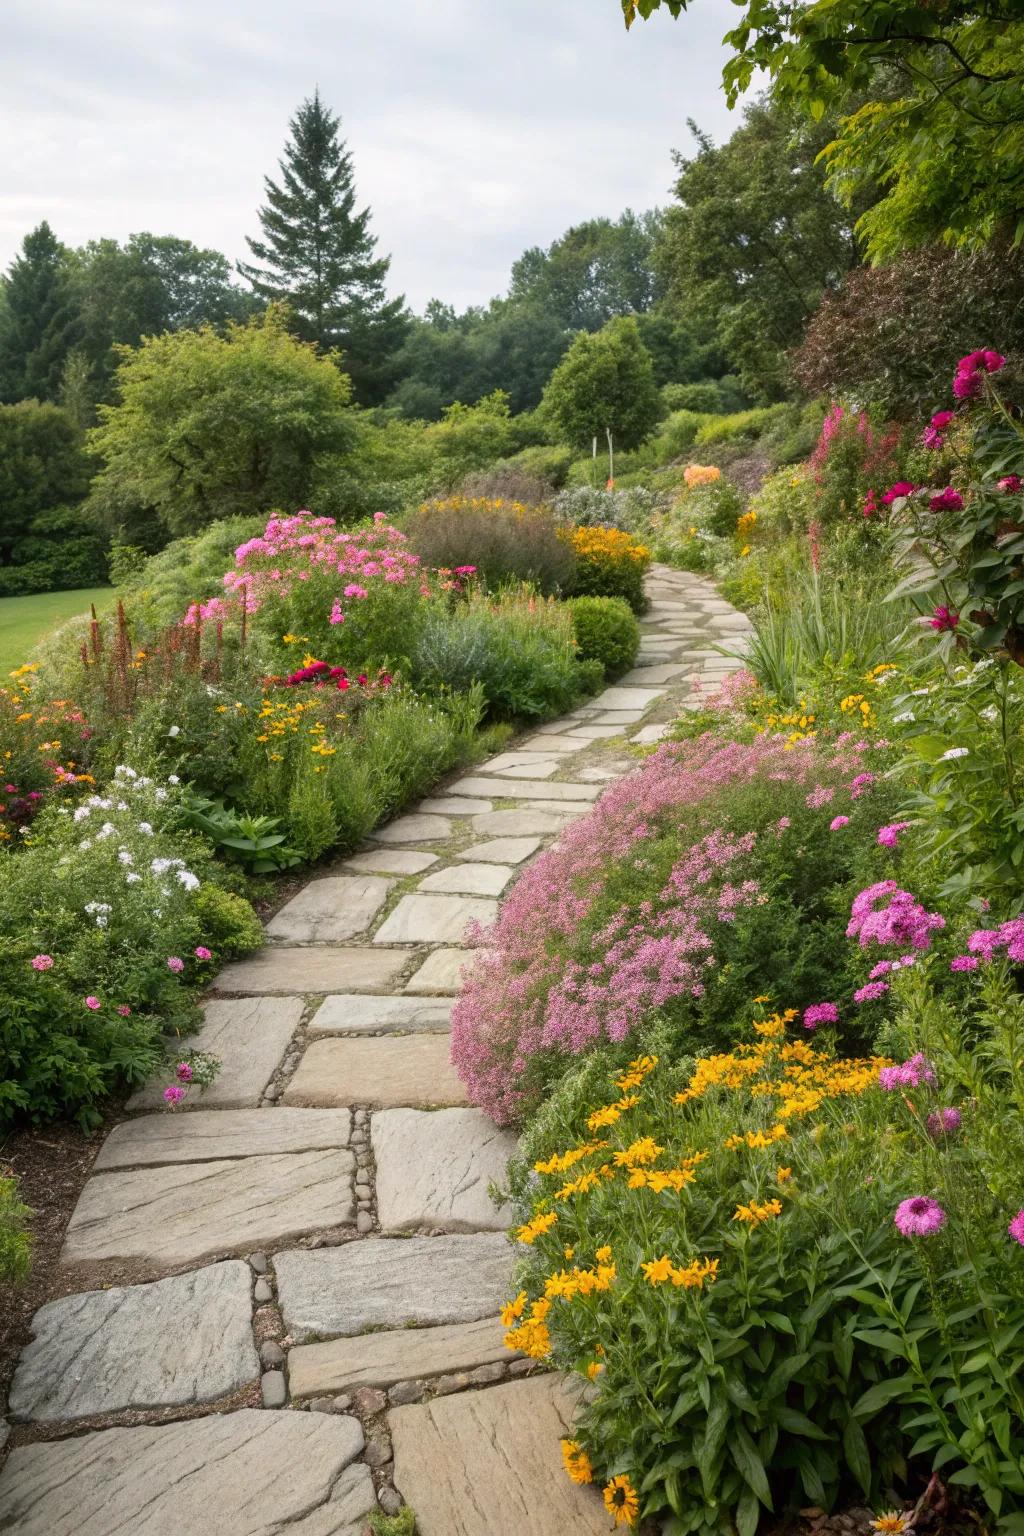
[0,223,80,404]
[87,308,355,538]
[541,314,661,450]
[620,0,1024,261]
[239,90,409,404]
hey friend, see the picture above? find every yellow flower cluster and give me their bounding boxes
[736,510,758,538]
[614,1054,658,1090]
[840,693,874,725]
[514,1210,557,1245]
[604,1474,640,1527]
[683,463,721,488]
[641,1254,719,1289]
[586,1093,639,1130]
[733,1198,783,1225]
[565,526,650,564]
[560,1439,593,1486]
[502,1295,552,1359]
[534,1140,607,1175]
[544,1259,617,1300]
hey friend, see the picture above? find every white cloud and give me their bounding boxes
[0,0,745,310]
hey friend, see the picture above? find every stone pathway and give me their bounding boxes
[0,565,749,1535]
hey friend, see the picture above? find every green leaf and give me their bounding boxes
[732,1426,773,1509]
[854,1376,913,1416]
[843,1415,872,1497]
[698,1394,730,1500]
[736,1486,760,1536]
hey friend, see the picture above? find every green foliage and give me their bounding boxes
[694,406,790,450]
[542,316,661,451]
[0,399,92,567]
[656,101,858,402]
[181,796,304,874]
[564,527,651,613]
[504,444,574,489]
[624,1,1024,264]
[661,377,745,415]
[239,90,408,405]
[0,503,109,597]
[87,308,355,538]
[567,596,640,680]
[511,210,663,332]
[422,391,517,487]
[0,222,81,404]
[191,884,264,956]
[414,590,586,721]
[406,497,574,596]
[368,1507,416,1536]
[0,1168,31,1285]
[116,516,264,629]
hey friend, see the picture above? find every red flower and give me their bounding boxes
[881,481,916,506]
[929,487,964,512]
[929,606,959,632]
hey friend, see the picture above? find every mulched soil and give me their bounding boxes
[0,1110,117,1418]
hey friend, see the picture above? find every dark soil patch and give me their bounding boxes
[0,1112,117,1418]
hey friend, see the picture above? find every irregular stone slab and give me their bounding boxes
[266,876,393,944]
[373,1108,516,1233]
[343,847,438,876]
[404,949,471,994]
[594,710,644,724]
[522,800,592,817]
[290,1317,508,1397]
[569,723,626,739]
[592,685,665,710]
[578,764,630,783]
[96,1108,352,1170]
[10,1261,258,1422]
[477,752,559,777]
[390,1376,609,1535]
[531,715,588,733]
[0,1409,372,1536]
[457,836,540,864]
[417,796,491,815]
[275,1232,512,1340]
[632,722,672,744]
[128,996,304,1111]
[470,809,570,837]
[418,863,513,896]
[449,776,598,802]
[374,893,498,945]
[214,947,405,995]
[618,663,687,685]
[284,1036,466,1109]
[62,1150,356,1278]
[517,733,589,753]
[309,994,454,1036]
[372,813,453,843]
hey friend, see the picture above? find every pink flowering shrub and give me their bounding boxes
[217,511,440,672]
[452,732,903,1122]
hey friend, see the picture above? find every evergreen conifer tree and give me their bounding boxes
[239,91,408,404]
[0,222,81,403]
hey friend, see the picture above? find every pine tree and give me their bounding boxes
[0,222,81,404]
[239,91,409,404]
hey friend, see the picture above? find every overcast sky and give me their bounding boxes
[1,0,745,313]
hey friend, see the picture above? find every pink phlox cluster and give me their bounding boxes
[451,733,871,1123]
[966,918,1024,963]
[894,1196,946,1236]
[847,882,945,950]
[879,1053,937,1091]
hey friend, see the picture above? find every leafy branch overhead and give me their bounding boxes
[619,0,1024,259]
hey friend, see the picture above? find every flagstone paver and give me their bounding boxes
[390,1376,610,1535]
[0,563,748,1533]
[418,862,513,896]
[265,875,393,943]
[403,947,470,993]
[96,1107,351,1168]
[128,996,305,1110]
[10,1262,258,1422]
[284,1035,467,1108]
[373,892,499,945]
[62,1149,356,1277]
[0,1411,372,1536]
[456,835,540,863]
[274,1233,512,1339]
[308,993,454,1035]
[289,1317,509,1397]
[213,946,405,995]
[373,1109,517,1233]
[342,846,439,875]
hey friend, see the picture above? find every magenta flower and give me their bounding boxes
[803,1001,838,1030]
[163,1084,186,1106]
[329,599,344,625]
[194,946,213,961]
[999,475,1023,494]
[850,772,875,799]
[881,481,916,506]
[847,882,945,951]
[117,1004,132,1016]
[929,606,959,632]
[868,961,892,979]
[894,1196,947,1237]
[175,1061,194,1082]
[877,821,912,848]
[879,1053,937,1091]
[854,981,889,1003]
[1009,1209,1024,1246]
[929,487,964,512]
[829,815,850,830]
[952,370,982,401]
[862,489,879,518]
[343,583,368,599]
[931,409,956,432]
[31,954,54,971]
[950,955,979,972]
[166,956,185,974]
[926,1107,962,1137]
[84,995,101,1010]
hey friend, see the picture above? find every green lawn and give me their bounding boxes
[0,587,112,676]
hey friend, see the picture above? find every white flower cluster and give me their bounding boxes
[84,901,113,928]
